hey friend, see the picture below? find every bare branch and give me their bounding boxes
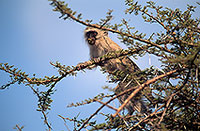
[14,125,24,131]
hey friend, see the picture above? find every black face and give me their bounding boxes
[85,31,98,45]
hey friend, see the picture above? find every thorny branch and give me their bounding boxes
[131,105,164,129]
[112,69,181,117]
[0,46,148,88]
[50,0,178,54]
[29,85,52,131]
[78,68,184,130]
[140,6,169,31]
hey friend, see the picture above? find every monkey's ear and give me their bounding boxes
[103,31,108,36]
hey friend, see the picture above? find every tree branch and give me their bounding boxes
[78,68,184,130]
[50,0,176,54]
[112,69,181,117]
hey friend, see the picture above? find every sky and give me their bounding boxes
[0,0,199,131]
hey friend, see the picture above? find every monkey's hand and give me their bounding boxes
[76,62,96,70]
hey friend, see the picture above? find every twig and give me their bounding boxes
[95,99,118,111]
[141,8,169,31]
[58,115,71,131]
[29,85,52,130]
[95,99,124,118]
[158,93,176,125]
[14,124,24,131]
[131,105,164,130]
[41,111,52,131]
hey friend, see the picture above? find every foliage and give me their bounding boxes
[1,0,200,130]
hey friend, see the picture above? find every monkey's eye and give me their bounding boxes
[86,31,98,38]
[103,31,108,35]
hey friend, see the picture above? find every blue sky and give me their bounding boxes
[0,0,199,130]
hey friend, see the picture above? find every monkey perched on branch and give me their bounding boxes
[84,27,147,114]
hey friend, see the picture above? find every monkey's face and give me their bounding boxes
[84,27,121,59]
[85,30,98,45]
[84,27,108,46]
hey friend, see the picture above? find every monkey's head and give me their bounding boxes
[84,27,108,46]
[84,27,121,59]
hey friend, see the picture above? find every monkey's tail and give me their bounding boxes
[118,95,147,115]
[131,99,147,114]
[115,81,147,115]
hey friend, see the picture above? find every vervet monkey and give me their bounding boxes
[84,27,147,114]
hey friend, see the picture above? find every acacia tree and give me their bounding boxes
[1,0,200,130]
